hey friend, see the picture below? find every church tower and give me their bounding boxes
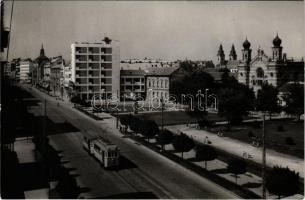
[229,44,237,60]
[217,44,225,65]
[238,38,252,87]
[272,33,283,61]
[241,38,252,64]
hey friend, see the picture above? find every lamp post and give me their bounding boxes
[205,88,209,111]
[101,88,105,111]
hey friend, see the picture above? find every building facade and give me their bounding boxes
[145,67,178,101]
[19,59,33,83]
[63,63,72,88]
[120,69,145,100]
[50,56,65,95]
[71,37,120,101]
[238,34,304,94]
[35,44,50,84]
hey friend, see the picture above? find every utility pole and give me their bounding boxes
[262,114,266,199]
[205,88,209,112]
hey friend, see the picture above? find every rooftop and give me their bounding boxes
[144,66,179,76]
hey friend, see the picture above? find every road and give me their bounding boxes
[23,85,238,199]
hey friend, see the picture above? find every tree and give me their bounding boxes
[172,133,195,158]
[129,115,142,135]
[195,145,217,169]
[198,118,214,129]
[218,87,254,129]
[156,130,173,150]
[256,83,280,119]
[227,158,247,184]
[170,61,215,103]
[119,114,132,132]
[141,120,159,141]
[266,166,299,199]
[281,83,304,120]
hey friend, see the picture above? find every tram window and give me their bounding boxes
[94,144,101,152]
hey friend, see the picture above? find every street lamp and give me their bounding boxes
[262,114,266,199]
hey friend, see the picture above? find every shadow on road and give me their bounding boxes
[107,156,137,171]
[210,168,229,174]
[96,192,158,199]
[241,182,262,188]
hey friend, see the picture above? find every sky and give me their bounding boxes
[4,1,304,63]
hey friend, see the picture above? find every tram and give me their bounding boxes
[82,131,120,168]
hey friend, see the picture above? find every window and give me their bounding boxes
[270,72,274,77]
[257,80,263,86]
[256,68,264,78]
[240,72,243,76]
[160,80,163,88]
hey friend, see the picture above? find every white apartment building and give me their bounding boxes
[71,37,120,100]
[19,59,33,83]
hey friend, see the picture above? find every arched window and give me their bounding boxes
[256,68,264,78]
[165,79,168,88]
[160,80,163,88]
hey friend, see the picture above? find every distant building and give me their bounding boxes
[50,56,65,95]
[121,58,178,70]
[145,67,179,101]
[238,34,304,94]
[120,69,146,100]
[34,44,50,83]
[216,44,240,77]
[19,59,33,83]
[71,37,120,100]
[63,63,72,88]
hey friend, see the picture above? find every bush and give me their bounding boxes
[277,125,285,132]
[285,137,295,145]
[70,95,81,104]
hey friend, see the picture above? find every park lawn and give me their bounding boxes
[210,119,304,158]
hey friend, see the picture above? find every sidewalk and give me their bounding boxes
[166,124,304,178]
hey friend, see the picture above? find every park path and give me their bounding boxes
[166,125,304,178]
